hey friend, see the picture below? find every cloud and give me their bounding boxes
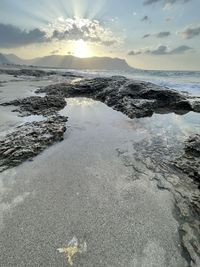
[180,26,200,39]
[48,17,122,47]
[143,0,160,4]
[142,34,151,39]
[141,16,151,23]
[0,23,47,48]
[50,49,60,54]
[147,45,193,55]
[148,45,168,54]
[143,0,192,7]
[142,31,171,39]
[128,45,193,56]
[165,17,172,22]
[0,18,122,49]
[156,31,171,37]
[127,50,142,56]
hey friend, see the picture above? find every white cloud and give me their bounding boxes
[45,17,123,47]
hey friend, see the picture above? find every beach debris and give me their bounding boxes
[57,236,87,266]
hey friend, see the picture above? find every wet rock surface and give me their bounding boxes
[0,68,82,78]
[1,95,66,116]
[0,115,67,172]
[37,76,199,118]
[174,134,200,187]
[0,68,56,77]
[0,73,199,265]
[117,135,200,266]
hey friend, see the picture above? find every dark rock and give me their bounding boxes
[0,115,68,172]
[1,95,66,116]
[0,68,82,78]
[174,134,200,186]
[37,76,197,118]
[0,68,54,77]
[192,101,200,113]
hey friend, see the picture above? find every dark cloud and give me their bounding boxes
[101,40,117,46]
[156,31,171,38]
[141,16,151,23]
[165,17,172,22]
[128,45,193,56]
[169,45,193,54]
[142,31,171,39]
[180,26,200,39]
[127,50,142,56]
[150,45,168,55]
[0,19,120,49]
[142,34,151,39]
[143,0,192,6]
[0,23,47,48]
[147,45,192,55]
[50,49,60,55]
[143,0,160,5]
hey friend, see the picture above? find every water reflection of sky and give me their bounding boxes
[61,98,200,146]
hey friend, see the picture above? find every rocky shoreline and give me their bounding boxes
[174,134,200,189]
[116,134,200,266]
[0,115,67,172]
[0,73,200,265]
[1,75,200,185]
[0,68,82,78]
[37,76,199,118]
[2,95,67,116]
[36,76,200,265]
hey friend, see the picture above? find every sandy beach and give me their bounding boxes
[0,68,199,266]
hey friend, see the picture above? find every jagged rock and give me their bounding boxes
[191,101,200,113]
[0,68,55,77]
[1,95,66,116]
[0,68,82,78]
[0,115,68,172]
[37,76,197,118]
[174,134,200,187]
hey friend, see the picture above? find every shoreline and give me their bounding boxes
[0,67,199,266]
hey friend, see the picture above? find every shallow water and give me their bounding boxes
[0,73,69,137]
[0,95,199,266]
[0,68,199,266]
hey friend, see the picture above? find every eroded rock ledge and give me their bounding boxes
[0,74,199,264]
[174,134,200,188]
[0,115,67,172]
[37,76,199,118]
[0,68,81,78]
[2,95,66,116]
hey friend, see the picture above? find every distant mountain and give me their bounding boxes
[0,53,11,65]
[31,55,132,71]
[3,54,133,71]
[4,53,31,65]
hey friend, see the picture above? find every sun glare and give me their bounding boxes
[73,39,90,58]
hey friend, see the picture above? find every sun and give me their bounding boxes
[73,39,90,58]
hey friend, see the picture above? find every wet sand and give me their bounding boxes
[0,72,199,266]
[0,96,193,266]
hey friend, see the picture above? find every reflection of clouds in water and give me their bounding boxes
[71,78,84,84]
[112,119,145,131]
[66,97,95,107]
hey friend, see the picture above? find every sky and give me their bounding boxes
[0,0,200,70]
